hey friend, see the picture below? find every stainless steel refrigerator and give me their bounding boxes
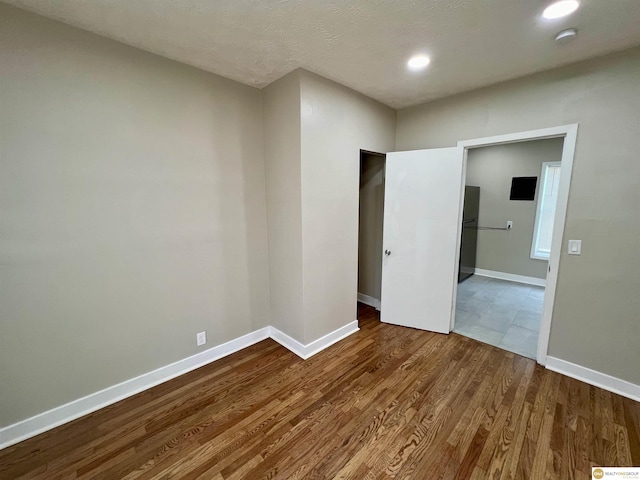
[459,186,480,282]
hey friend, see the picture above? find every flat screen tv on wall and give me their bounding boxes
[510,177,537,201]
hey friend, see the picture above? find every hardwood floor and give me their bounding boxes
[2,304,639,479]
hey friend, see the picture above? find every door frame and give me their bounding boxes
[357,149,387,311]
[454,124,579,365]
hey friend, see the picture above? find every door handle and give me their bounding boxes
[384,249,391,256]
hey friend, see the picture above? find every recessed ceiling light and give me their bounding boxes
[542,0,580,20]
[407,55,431,71]
[555,28,578,42]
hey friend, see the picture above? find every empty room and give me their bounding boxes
[1,1,640,479]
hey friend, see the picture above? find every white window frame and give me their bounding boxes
[530,161,561,260]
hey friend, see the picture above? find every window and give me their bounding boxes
[531,161,561,260]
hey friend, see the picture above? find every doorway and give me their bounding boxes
[455,124,578,364]
[355,124,577,365]
[453,138,564,359]
[357,150,386,319]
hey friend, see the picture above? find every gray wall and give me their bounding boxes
[262,71,303,340]
[299,70,396,342]
[397,47,640,385]
[262,70,395,345]
[0,4,270,426]
[466,138,564,279]
[358,154,385,300]
[3,0,639,434]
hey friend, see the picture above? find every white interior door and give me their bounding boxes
[380,147,465,333]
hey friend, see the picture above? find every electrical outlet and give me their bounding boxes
[506,221,513,230]
[196,331,206,347]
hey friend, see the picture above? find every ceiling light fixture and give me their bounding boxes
[407,55,430,71]
[542,0,580,20]
[555,28,578,42]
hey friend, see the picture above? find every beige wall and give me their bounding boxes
[262,71,303,340]
[299,70,396,342]
[466,138,564,279]
[397,47,640,385]
[4,0,639,434]
[263,70,395,344]
[358,154,385,300]
[0,4,269,426]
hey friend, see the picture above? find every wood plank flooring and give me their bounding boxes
[1,303,639,479]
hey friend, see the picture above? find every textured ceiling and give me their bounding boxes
[5,0,640,108]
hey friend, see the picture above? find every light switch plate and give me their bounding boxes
[568,239,582,255]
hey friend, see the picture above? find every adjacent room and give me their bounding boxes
[454,138,564,360]
[2,0,640,478]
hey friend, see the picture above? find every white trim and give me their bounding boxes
[457,124,575,148]
[270,320,359,360]
[0,327,270,450]
[546,357,640,402]
[456,124,578,366]
[0,321,359,450]
[357,292,381,310]
[473,268,546,287]
[537,125,577,365]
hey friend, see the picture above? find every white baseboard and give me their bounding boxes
[546,356,640,402]
[0,321,358,450]
[357,292,381,310]
[474,268,546,287]
[270,320,359,360]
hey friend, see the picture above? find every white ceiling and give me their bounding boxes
[5,0,640,109]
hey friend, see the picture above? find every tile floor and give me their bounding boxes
[453,275,544,359]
